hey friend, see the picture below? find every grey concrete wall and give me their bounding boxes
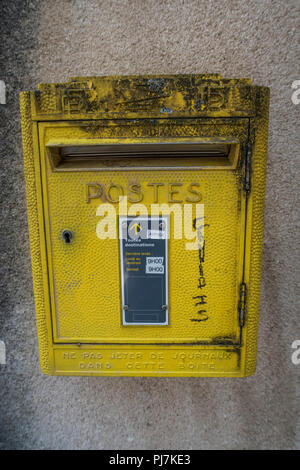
[0,0,299,450]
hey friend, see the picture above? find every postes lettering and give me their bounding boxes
[85,182,202,204]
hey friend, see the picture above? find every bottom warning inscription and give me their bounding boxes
[53,348,241,376]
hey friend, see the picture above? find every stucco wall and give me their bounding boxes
[0,0,299,449]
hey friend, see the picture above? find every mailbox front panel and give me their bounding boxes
[20,75,269,376]
[39,120,248,345]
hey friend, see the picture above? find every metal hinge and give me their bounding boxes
[242,144,252,194]
[238,282,247,327]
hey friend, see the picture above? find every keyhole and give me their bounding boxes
[62,230,72,244]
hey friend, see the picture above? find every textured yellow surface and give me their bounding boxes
[20,75,269,376]
[244,89,270,375]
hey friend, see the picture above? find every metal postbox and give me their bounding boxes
[20,74,269,377]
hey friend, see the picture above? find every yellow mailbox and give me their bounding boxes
[20,74,269,377]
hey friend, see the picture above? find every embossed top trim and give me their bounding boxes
[28,74,260,120]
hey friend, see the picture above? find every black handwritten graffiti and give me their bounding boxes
[191,217,209,322]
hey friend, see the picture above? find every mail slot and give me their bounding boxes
[20,74,269,377]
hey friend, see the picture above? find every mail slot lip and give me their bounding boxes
[60,142,231,158]
[46,137,241,171]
